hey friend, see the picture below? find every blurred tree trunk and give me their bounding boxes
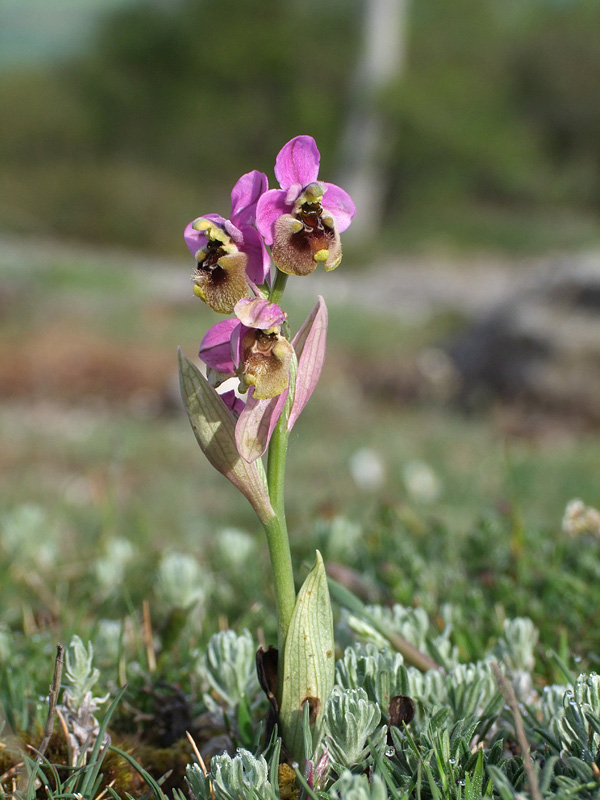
[339,0,409,239]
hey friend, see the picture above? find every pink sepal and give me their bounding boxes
[198,318,239,373]
[288,296,328,431]
[235,386,289,463]
[234,297,286,330]
[274,135,320,189]
[184,213,227,256]
[237,224,271,283]
[230,170,268,227]
[256,189,290,245]
[322,182,356,233]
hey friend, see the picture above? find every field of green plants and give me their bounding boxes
[1,239,600,799]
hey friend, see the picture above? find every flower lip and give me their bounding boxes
[184,171,270,290]
[192,248,250,315]
[238,327,293,400]
[199,298,290,395]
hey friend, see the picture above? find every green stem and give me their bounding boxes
[262,265,295,652]
[262,512,295,651]
[264,408,295,703]
[269,267,289,306]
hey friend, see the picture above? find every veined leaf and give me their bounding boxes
[178,349,274,524]
[279,550,334,762]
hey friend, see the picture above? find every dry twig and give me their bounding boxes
[38,643,64,759]
[492,661,542,800]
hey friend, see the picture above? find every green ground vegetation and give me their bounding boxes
[2,241,600,796]
[2,0,600,254]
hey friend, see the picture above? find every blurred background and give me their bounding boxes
[2,0,600,253]
[2,0,600,595]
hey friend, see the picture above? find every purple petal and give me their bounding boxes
[199,318,239,372]
[235,386,289,462]
[285,183,303,205]
[256,189,291,245]
[322,182,356,233]
[184,213,228,256]
[219,389,246,417]
[230,170,268,227]
[288,296,328,431]
[184,221,207,257]
[230,320,244,370]
[234,297,286,330]
[238,224,271,284]
[274,135,320,189]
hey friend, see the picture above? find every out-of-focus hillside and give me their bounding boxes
[0,0,137,65]
[1,0,600,256]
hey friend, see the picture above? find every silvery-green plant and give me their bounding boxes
[186,749,278,800]
[335,643,409,719]
[329,770,389,800]
[494,617,538,702]
[93,619,123,665]
[545,672,600,762]
[180,135,355,760]
[403,660,502,731]
[215,527,257,571]
[321,687,386,773]
[336,641,503,739]
[444,660,501,723]
[94,537,136,596]
[200,629,260,713]
[539,682,571,725]
[314,515,363,561]
[58,635,109,765]
[155,552,209,654]
[343,603,459,669]
[1,504,58,571]
[157,551,208,612]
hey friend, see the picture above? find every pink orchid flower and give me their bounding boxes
[256,135,356,276]
[199,296,328,462]
[199,297,292,401]
[184,170,271,314]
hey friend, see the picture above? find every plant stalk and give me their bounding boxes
[269,267,289,307]
[262,265,296,654]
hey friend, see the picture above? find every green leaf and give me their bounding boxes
[178,349,275,524]
[464,749,484,800]
[279,550,335,763]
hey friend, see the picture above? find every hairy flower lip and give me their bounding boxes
[191,249,251,315]
[239,329,293,400]
[270,213,341,276]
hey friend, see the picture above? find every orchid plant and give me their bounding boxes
[179,135,355,761]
